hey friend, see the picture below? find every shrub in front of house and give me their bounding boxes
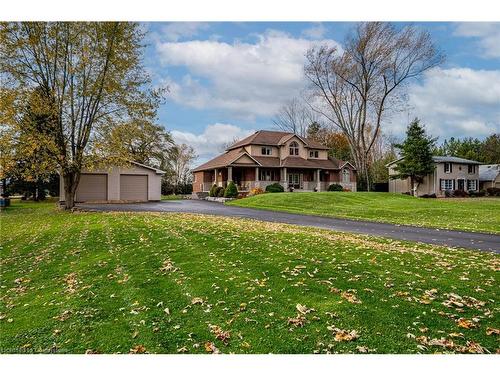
[216,186,225,197]
[420,193,436,198]
[486,187,500,197]
[224,181,238,198]
[265,183,284,193]
[248,187,265,196]
[327,183,343,192]
[209,184,218,197]
[452,189,468,198]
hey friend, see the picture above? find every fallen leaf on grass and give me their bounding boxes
[205,341,220,354]
[457,318,477,329]
[129,345,146,354]
[486,327,499,336]
[288,315,306,327]
[296,303,313,315]
[328,327,360,342]
[209,324,231,345]
[191,297,204,305]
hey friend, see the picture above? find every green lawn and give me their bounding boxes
[161,195,185,201]
[1,201,498,354]
[228,192,500,234]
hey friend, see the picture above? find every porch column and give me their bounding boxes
[255,167,259,188]
[316,169,321,192]
[282,167,287,189]
[228,166,233,182]
[214,169,218,185]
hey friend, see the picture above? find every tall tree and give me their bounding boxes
[434,136,483,161]
[272,97,320,137]
[1,22,163,209]
[163,144,197,195]
[7,88,59,199]
[98,120,173,168]
[392,119,436,196]
[480,134,500,164]
[304,22,444,190]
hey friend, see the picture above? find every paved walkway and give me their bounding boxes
[80,200,500,253]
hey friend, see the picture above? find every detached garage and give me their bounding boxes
[60,161,165,204]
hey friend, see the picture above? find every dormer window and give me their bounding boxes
[309,150,319,158]
[289,141,299,156]
[261,147,272,156]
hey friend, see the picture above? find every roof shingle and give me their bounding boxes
[226,130,329,150]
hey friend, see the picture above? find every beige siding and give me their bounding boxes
[231,154,257,165]
[247,145,279,157]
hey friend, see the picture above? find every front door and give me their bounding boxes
[288,173,300,189]
[457,179,465,191]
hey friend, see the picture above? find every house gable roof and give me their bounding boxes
[226,130,329,151]
[386,156,481,167]
[192,148,261,172]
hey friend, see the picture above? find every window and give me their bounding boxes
[444,163,452,173]
[468,165,475,174]
[342,168,350,183]
[440,179,453,190]
[289,141,299,156]
[259,169,278,181]
[309,150,319,158]
[261,147,272,156]
[467,179,477,191]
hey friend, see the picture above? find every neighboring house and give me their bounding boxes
[192,130,357,194]
[387,156,480,197]
[59,161,165,203]
[479,164,500,190]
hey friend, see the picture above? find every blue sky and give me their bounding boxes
[142,22,500,163]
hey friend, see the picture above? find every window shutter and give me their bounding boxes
[450,164,453,173]
[452,179,455,190]
[439,179,442,190]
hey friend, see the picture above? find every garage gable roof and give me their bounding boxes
[129,160,166,175]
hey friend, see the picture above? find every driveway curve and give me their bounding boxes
[80,200,500,253]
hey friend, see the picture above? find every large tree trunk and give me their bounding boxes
[63,171,80,210]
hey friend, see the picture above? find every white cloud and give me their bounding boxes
[161,22,210,42]
[301,23,327,40]
[171,123,254,163]
[454,22,500,59]
[156,30,341,119]
[387,67,500,139]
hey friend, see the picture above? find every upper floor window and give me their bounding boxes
[261,147,272,156]
[444,163,452,173]
[342,168,350,183]
[309,150,319,158]
[468,165,475,174]
[289,141,299,156]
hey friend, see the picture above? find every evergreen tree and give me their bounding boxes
[224,181,238,198]
[393,119,436,196]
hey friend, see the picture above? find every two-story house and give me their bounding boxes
[192,130,357,194]
[387,156,481,197]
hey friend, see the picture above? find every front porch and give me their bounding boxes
[197,166,349,192]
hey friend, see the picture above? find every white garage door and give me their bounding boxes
[75,174,107,202]
[120,174,148,201]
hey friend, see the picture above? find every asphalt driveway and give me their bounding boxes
[80,200,500,253]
